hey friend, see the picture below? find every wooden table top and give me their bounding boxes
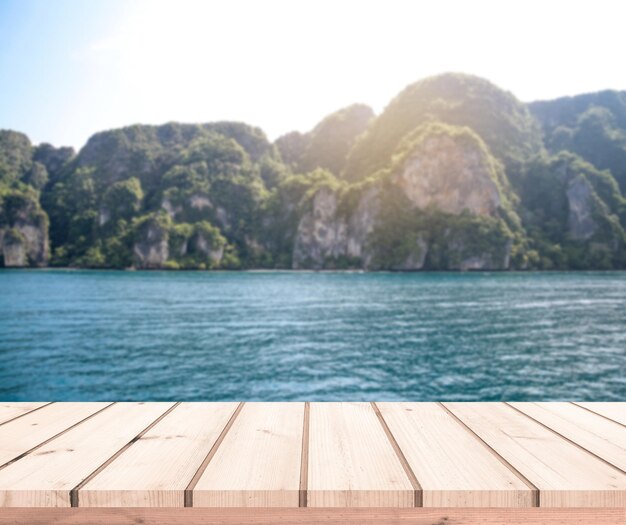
[0,402,624,509]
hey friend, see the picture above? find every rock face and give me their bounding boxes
[345,185,381,265]
[133,217,169,268]
[0,230,25,266]
[189,194,212,211]
[393,133,501,217]
[292,185,382,269]
[161,193,212,220]
[193,229,224,262]
[0,222,49,267]
[0,195,49,267]
[161,198,182,219]
[566,175,597,240]
[132,215,225,269]
[292,126,511,270]
[293,188,347,269]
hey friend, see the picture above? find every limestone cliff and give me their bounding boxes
[392,131,501,217]
[292,184,382,269]
[292,187,346,269]
[132,214,226,269]
[161,193,212,221]
[292,124,514,270]
[192,227,225,262]
[3,73,626,271]
[133,216,170,268]
[0,192,49,267]
[566,175,597,240]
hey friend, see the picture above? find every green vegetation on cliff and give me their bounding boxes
[530,91,626,193]
[0,130,68,267]
[363,122,519,270]
[343,73,543,182]
[277,104,374,176]
[41,123,272,269]
[2,73,626,270]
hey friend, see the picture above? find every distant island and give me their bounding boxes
[1,73,626,271]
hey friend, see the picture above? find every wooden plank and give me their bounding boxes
[0,507,623,525]
[575,403,626,426]
[307,402,414,507]
[193,402,304,507]
[444,402,626,507]
[376,402,535,507]
[0,402,174,507]
[0,402,111,467]
[79,403,239,507]
[510,402,626,472]
[0,403,48,425]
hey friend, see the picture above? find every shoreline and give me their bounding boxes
[1,266,625,274]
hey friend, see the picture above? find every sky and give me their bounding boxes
[1,0,625,150]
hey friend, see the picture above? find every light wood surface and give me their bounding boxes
[510,402,626,472]
[444,402,626,507]
[377,402,535,507]
[0,403,48,425]
[0,402,625,512]
[575,402,626,426]
[307,402,414,507]
[194,403,304,507]
[0,402,111,467]
[0,402,174,507]
[79,403,238,507]
[0,507,623,525]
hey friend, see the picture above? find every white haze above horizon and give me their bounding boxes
[1,0,625,150]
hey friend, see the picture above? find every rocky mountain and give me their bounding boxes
[343,73,544,183]
[529,90,626,192]
[293,123,518,270]
[0,131,73,267]
[2,73,626,270]
[276,104,374,176]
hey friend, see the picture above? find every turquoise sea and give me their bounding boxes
[0,270,624,401]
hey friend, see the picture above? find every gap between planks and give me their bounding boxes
[0,402,116,472]
[299,402,310,508]
[70,402,182,507]
[184,402,245,507]
[370,402,422,507]
[0,402,54,428]
[571,402,626,429]
[437,402,541,507]
[505,402,626,477]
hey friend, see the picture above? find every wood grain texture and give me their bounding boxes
[193,403,304,507]
[79,403,238,507]
[510,402,626,472]
[0,402,111,467]
[0,403,48,425]
[377,402,535,507]
[307,402,414,507]
[0,507,623,525]
[575,403,626,426]
[444,402,626,507]
[0,402,173,507]
[1,402,626,512]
